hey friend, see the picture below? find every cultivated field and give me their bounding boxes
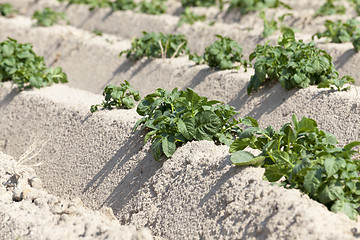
[1,0,360,239]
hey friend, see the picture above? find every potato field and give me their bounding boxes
[1,0,360,239]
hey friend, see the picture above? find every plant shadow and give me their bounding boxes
[228,82,296,120]
[185,67,215,90]
[334,48,356,70]
[0,85,19,108]
[83,130,145,193]
[101,58,151,90]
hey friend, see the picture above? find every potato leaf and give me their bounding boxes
[231,150,265,166]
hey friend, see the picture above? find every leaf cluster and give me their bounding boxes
[312,19,360,43]
[314,0,346,17]
[58,0,164,13]
[259,11,293,38]
[228,0,291,15]
[138,0,166,15]
[0,3,17,17]
[177,8,206,27]
[181,0,217,7]
[32,7,68,27]
[90,81,141,112]
[111,0,137,11]
[347,0,360,15]
[190,35,249,70]
[230,115,360,220]
[58,0,110,11]
[133,87,256,161]
[119,32,189,61]
[0,38,68,90]
[248,29,354,94]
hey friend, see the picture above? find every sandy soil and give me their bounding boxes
[0,152,153,240]
[1,0,360,239]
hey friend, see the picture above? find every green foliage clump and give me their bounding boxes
[111,0,137,10]
[119,32,189,61]
[228,0,291,14]
[230,115,360,220]
[352,33,360,52]
[58,0,163,13]
[177,8,206,27]
[259,11,293,38]
[0,3,17,17]
[58,0,110,11]
[348,0,360,15]
[138,0,166,15]
[312,19,360,52]
[248,29,354,94]
[32,7,68,27]
[181,0,217,7]
[190,35,249,70]
[314,0,346,17]
[90,81,140,112]
[0,38,68,90]
[313,19,360,43]
[133,87,256,161]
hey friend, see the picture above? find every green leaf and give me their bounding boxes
[324,157,345,177]
[331,200,358,220]
[344,141,360,151]
[2,44,14,56]
[29,76,44,88]
[229,138,251,153]
[270,150,291,165]
[297,116,317,133]
[194,110,221,140]
[151,138,163,161]
[263,165,284,182]
[231,150,265,166]
[318,181,344,204]
[304,168,323,195]
[242,116,259,127]
[162,136,176,158]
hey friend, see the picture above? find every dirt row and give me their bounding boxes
[1,15,360,145]
[1,82,360,239]
[0,152,153,240]
[2,0,359,57]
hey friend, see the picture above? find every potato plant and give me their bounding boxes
[312,19,360,43]
[0,3,17,17]
[248,29,354,94]
[134,87,256,161]
[230,115,360,220]
[90,81,141,112]
[0,38,68,90]
[181,0,217,7]
[259,11,294,38]
[228,0,291,14]
[111,0,137,10]
[58,0,110,11]
[190,35,249,70]
[348,0,360,15]
[32,8,68,27]
[138,0,166,15]
[119,32,189,61]
[177,8,206,27]
[314,0,346,17]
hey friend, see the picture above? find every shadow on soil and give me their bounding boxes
[0,87,19,109]
[83,130,163,215]
[228,83,296,120]
[334,49,356,70]
[101,59,152,89]
[185,67,215,90]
